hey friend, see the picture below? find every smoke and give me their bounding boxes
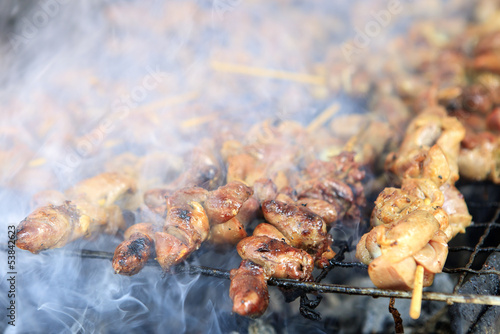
[0,0,484,333]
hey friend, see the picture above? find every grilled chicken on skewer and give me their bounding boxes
[230,222,317,317]
[16,172,137,254]
[113,222,160,276]
[155,201,209,271]
[356,108,472,290]
[261,200,331,260]
[229,260,269,318]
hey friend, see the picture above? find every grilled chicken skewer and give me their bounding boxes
[112,222,160,276]
[117,181,255,274]
[155,201,210,271]
[228,151,368,317]
[356,108,472,291]
[16,172,137,254]
[229,260,269,318]
[230,223,315,317]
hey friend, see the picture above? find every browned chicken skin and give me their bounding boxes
[262,200,331,259]
[229,260,269,318]
[204,181,254,225]
[237,235,314,281]
[17,172,136,254]
[155,202,209,271]
[296,152,366,226]
[112,223,159,276]
[143,188,171,216]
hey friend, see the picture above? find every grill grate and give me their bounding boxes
[48,182,500,331]
[453,208,500,293]
[68,203,500,306]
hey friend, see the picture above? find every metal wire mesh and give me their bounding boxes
[69,209,500,306]
[60,182,500,327]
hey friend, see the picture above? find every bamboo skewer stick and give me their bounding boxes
[210,61,326,86]
[137,91,199,114]
[307,103,340,133]
[410,265,425,319]
[181,112,220,129]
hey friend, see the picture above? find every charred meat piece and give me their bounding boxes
[16,203,90,254]
[168,139,223,191]
[229,260,269,318]
[17,172,136,254]
[113,223,159,276]
[204,181,253,225]
[143,188,171,216]
[155,202,209,271]
[296,177,359,225]
[237,235,314,281]
[166,187,208,209]
[262,200,331,259]
[252,223,290,244]
[296,198,338,226]
[252,178,278,204]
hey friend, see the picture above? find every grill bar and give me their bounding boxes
[267,279,500,307]
[60,249,500,307]
[449,246,499,252]
[315,260,500,275]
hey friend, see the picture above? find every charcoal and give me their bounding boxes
[449,253,500,334]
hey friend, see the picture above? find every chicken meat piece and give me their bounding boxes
[203,181,253,225]
[296,198,338,226]
[166,187,208,210]
[386,108,465,184]
[440,183,473,238]
[17,172,136,253]
[302,152,365,185]
[368,255,422,290]
[299,152,366,225]
[229,260,269,318]
[155,202,209,271]
[17,203,94,254]
[144,186,208,217]
[458,132,500,183]
[412,230,449,274]
[168,139,223,191]
[376,210,440,263]
[252,178,278,204]
[143,188,171,216]
[262,200,331,259]
[237,236,314,281]
[208,195,259,245]
[65,172,137,208]
[252,223,290,244]
[112,223,159,276]
[357,220,448,290]
[296,178,354,222]
[209,217,248,245]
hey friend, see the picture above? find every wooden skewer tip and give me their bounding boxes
[410,264,425,319]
